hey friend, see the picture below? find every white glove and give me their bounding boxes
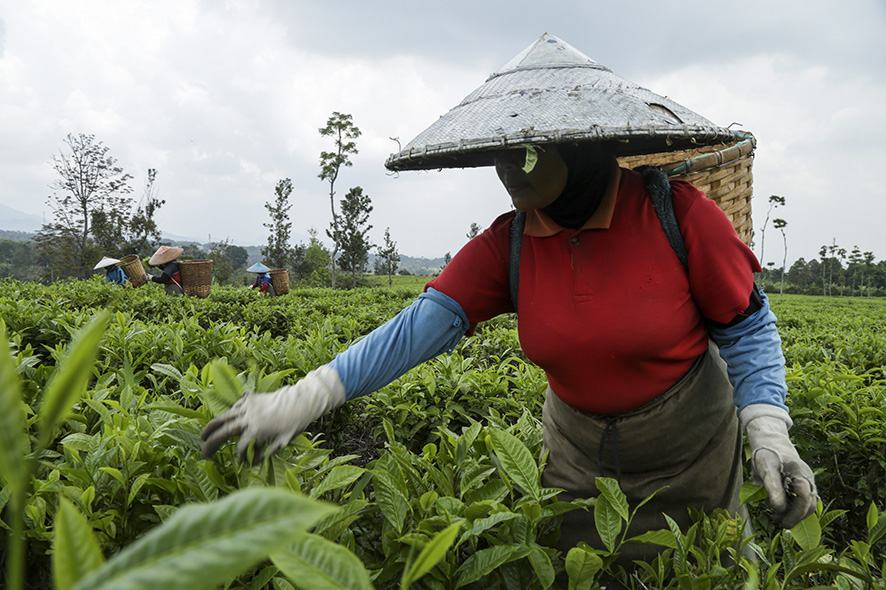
[741,404,818,528]
[201,366,346,464]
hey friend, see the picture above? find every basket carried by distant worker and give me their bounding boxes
[269,269,290,295]
[119,255,148,287]
[179,259,213,298]
[618,132,756,246]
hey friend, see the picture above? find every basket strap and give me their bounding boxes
[509,210,526,312]
[635,165,689,270]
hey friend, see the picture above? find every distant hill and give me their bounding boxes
[0,203,42,232]
[391,254,445,276]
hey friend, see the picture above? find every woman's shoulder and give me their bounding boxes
[668,178,724,221]
[468,210,518,244]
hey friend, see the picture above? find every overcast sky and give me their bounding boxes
[2,1,884,267]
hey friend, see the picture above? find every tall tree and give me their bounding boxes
[374,227,400,288]
[297,227,331,287]
[861,251,876,297]
[333,186,373,289]
[318,112,361,289]
[35,133,133,278]
[261,178,295,269]
[773,218,788,295]
[758,194,785,267]
[225,244,249,270]
[467,222,482,240]
[819,245,829,296]
[208,239,234,284]
[90,205,130,258]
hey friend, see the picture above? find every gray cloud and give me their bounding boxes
[1,0,884,264]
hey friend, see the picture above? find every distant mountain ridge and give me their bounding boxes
[0,203,42,232]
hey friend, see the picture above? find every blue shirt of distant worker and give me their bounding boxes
[106,266,126,285]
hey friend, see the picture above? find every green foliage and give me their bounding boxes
[319,111,361,289]
[1,281,885,589]
[335,186,373,289]
[375,227,401,288]
[35,133,135,279]
[262,178,297,270]
[66,488,337,590]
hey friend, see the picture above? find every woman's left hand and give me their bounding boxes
[743,405,818,528]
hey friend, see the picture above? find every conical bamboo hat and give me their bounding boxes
[93,256,120,270]
[385,33,735,171]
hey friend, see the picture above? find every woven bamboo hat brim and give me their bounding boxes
[93,256,120,270]
[385,33,735,171]
[246,262,271,273]
[149,246,184,266]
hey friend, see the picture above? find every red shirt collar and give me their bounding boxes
[524,161,623,237]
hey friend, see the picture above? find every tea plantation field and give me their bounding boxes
[1,277,884,589]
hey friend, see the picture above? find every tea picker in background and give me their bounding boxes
[144,245,184,295]
[94,256,127,285]
[247,262,276,296]
[201,33,817,566]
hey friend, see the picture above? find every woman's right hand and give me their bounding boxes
[200,366,346,464]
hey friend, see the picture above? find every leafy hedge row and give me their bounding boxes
[1,278,884,589]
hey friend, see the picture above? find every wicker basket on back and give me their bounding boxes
[269,269,290,295]
[179,259,213,298]
[618,133,756,246]
[119,255,148,287]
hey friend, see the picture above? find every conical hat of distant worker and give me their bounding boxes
[149,245,184,266]
[93,256,120,270]
[246,262,271,273]
[385,32,736,172]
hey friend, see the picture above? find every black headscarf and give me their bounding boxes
[542,142,617,229]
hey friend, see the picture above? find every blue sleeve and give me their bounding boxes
[327,287,469,400]
[709,288,788,413]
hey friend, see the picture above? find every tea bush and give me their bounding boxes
[1,278,884,589]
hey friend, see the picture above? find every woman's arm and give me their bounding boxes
[201,288,469,462]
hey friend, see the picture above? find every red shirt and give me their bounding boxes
[427,166,761,414]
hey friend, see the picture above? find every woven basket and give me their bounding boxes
[269,269,290,295]
[119,255,147,287]
[179,259,213,298]
[618,133,756,246]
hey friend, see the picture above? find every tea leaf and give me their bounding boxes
[309,465,365,499]
[272,532,373,590]
[564,546,603,589]
[208,360,246,409]
[488,429,540,501]
[39,310,110,448]
[593,495,621,553]
[372,469,410,535]
[526,545,556,589]
[626,529,680,549]
[595,477,629,521]
[150,363,183,381]
[401,522,460,590]
[740,481,768,505]
[866,502,879,533]
[70,487,337,590]
[454,544,531,588]
[53,498,105,590]
[0,322,29,493]
[790,513,821,551]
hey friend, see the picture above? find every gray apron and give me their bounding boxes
[165,281,184,296]
[540,341,744,564]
